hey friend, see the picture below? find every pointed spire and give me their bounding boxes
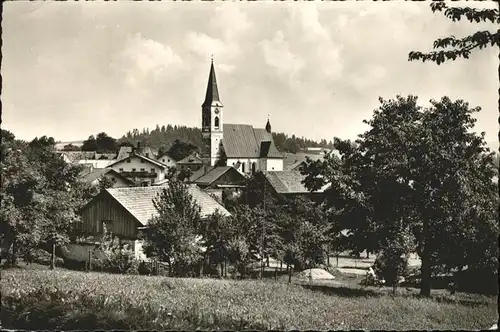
[265,114,272,133]
[202,56,221,107]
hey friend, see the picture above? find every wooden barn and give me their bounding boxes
[64,185,230,262]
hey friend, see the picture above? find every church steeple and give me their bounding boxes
[265,115,272,133]
[202,57,222,108]
[201,57,224,167]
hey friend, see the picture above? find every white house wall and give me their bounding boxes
[109,156,166,181]
[266,159,283,171]
[227,158,260,175]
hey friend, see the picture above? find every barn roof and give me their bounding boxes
[262,171,330,194]
[222,124,282,159]
[194,166,245,186]
[103,184,230,225]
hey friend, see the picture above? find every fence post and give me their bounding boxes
[88,250,92,271]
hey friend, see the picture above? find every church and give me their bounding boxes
[200,60,284,174]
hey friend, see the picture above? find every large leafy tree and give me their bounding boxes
[409,2,499,64]
[142,175,203,276]
[302,95,498,296]
[167,139,198,161]
[81,132,118,153]
[1,132,85,267]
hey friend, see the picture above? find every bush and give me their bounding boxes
[26,249,64,267]
[373,250,409,287]
[93,232,139,274]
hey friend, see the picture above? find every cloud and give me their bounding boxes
[113,33,184,88]
[259,30,305,81]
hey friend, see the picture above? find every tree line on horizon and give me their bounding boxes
[66,124,336,158]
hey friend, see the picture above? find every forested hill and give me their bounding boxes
[118,124,335,154]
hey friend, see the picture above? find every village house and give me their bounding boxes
[57,151,117,168]
[79,167,135,188]
[188,165,247,201]
[200,60,284,174]
[106,152,169,187]
[157,151,177,169]
[63,185,230,262]
[176,151,204,172]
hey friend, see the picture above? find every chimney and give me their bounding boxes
[136,141,142,153]
[204,165,208,175]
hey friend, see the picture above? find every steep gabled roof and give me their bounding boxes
[222,124,283,159]
[177,152,204,165]
[193,166,245,186]
[107,153,166,168]
[189,166,216,183]
[101,185,230,225]
[262,171,330,194]
[80,168,135,186]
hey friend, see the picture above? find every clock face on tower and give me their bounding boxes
[214,108,220,115]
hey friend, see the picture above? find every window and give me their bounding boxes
[162,159,165,162]
[272,167,275,170]
[252,162,256,174]
[151,168,155,173]
[132,168,136,172]
[140,168,145,172]
[214,116,220,128]
[127,159,131,163]
[140,159,144,163]
[145,153,149,157]
[168,159,170,162]
[119,168,123,172]
[242,162,245,173]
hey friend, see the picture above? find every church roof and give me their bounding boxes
[202,60,222,108]
[222,124,282,159]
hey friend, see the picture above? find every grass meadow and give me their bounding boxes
[1,267,497,330]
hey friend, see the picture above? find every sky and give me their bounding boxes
[2,1,498,150]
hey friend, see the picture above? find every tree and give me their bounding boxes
[63,144,80,151]
[409,2,499,64]
[81,135,98,151]
[167,139,198,161]
[199,210,233,277]
[142,175,203,276]
[302,95,498,296]
[95,132,118,153]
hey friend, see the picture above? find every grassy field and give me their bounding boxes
[1,267,497,330]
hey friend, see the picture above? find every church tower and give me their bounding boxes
[201,58,224,166]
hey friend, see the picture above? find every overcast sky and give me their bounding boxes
[2,1,498,150]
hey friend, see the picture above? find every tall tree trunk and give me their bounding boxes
[288,264,292,284]
[50,242,56,270]
[420,220,432,297]
[10,238,18,267]
[220,262,224,278]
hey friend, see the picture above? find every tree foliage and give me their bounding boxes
[302,95,498,296]
[142,175,203,276]
[81,132,118,153]
[409,2,499,64]
[1,131,84,267]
